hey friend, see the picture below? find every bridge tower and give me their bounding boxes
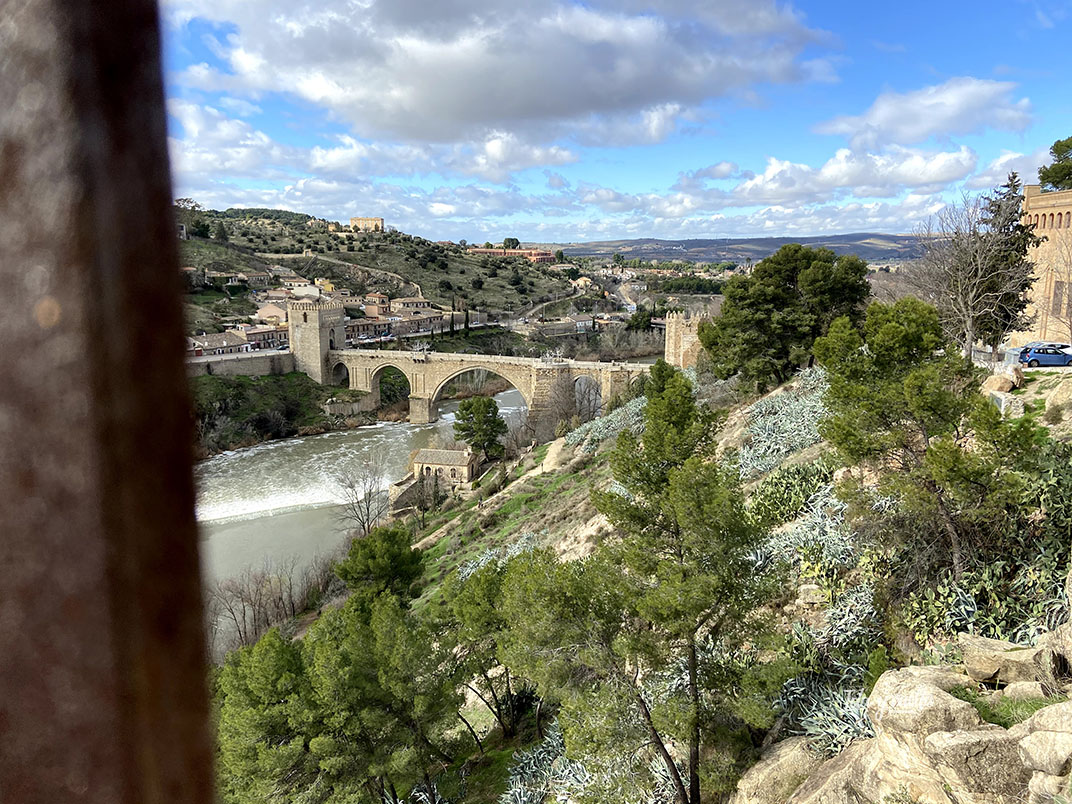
[288,298,345,383]
[664,311,706,369]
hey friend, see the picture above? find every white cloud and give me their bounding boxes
[965,147,1049,189]
[167,99,296,179]
[217,96,262,117]
[815,77,1032,149]
[163,0,828,144]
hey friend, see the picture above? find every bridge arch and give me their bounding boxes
[429,365,533,412]
[330,361,349,387]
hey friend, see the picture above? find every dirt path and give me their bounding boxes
[257,251,423,298]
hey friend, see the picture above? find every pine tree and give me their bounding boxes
[1039,136,1072,190]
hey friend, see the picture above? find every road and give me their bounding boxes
[256,252,422,298]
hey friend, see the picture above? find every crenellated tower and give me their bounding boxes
[288,298,345,383]
[663,311,706,369]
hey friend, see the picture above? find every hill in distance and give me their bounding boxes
[546,233,921,264]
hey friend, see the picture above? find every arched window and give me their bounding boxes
[1066,212,1071,228]
[303,312,308,323]
[450,468,457,479]
[1051,214,1056,228]
[1034,214,1040,227]
[1041,215,1047,229]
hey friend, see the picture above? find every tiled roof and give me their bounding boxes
[414,449,475,466]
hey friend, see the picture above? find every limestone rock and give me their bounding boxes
[982,374,1016,393]
[1004,681,1046,701]
[868,666,981,736]
[1025,701,1072,733]
[1046,378,1072,410]
[785,740,876,804]
[923,728,1031,798]
[959,633,1041,684]
[796,584,825,607]
[730,737,823,804]
[1019,730,1072,777]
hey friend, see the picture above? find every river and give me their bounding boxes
[196,389,526,584]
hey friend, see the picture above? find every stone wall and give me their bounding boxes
[186,351,295,378]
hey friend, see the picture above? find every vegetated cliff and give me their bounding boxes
[209,353,1072,804]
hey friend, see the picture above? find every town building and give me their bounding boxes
[466,247,556,264]
[350,216,385,232]
[238,270,270,287]
[255,303,288,324]
[390,296,434,313]
[412,448,482,485]
[186,330,252,356]
[1015,185,1072,345]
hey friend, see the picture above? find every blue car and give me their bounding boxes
[1018,342,1072,367]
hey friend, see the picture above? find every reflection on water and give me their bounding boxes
[197,390,525,583]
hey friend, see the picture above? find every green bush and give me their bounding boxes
[747,456,837,529]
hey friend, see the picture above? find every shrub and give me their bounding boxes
[779,665,874,756]
[747,456,837,529]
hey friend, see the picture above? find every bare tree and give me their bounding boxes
[336,449,390,536]
[574,375,602,423]
[909,178,1038,360]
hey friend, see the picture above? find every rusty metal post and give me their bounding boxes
[0,2,214,803]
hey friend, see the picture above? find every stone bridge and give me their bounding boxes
[288,299,650,423]
[327,348,649,423]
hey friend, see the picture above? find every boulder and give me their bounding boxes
[785,740,876,804]
[1046,378,1072,410]
[924,729,1032,798]
[1019,730,1072,777]
[730,737,824,804]
[1025,701,1072,734]
[982,374,1016,393]
[868,666,981,736]
[959,633,1042,684]
[1020,701,1072,803]
[1004,681,1046,701]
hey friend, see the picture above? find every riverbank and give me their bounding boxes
[191,372,372,459]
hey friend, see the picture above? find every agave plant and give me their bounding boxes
[739,368,829,478]
[458,532,540,581]
[779,665,874,756]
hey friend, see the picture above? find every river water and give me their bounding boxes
[196,390,526,584]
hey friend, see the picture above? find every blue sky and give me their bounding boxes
[160,0,1072,243]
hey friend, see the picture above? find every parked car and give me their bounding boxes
[1018,342,1072,367]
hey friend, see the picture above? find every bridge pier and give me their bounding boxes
[409,396,435,424]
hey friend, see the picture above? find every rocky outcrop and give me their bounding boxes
[734,666,1045,804]
[959,632,1044,685]
[729,737,823,804]
[1020,702,1072,802]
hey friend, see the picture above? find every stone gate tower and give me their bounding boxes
[288,298,345,383]
[664,311,705,369]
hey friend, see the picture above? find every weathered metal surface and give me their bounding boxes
[0,2,213,803]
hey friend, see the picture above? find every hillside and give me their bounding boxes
[547,232,921,264]
[180,207,573,313]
